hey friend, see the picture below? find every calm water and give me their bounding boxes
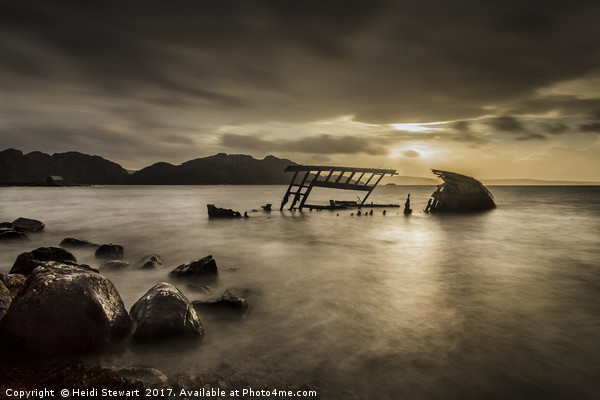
[1,185,599,399]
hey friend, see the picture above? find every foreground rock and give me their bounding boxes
[118,366,169,388]
[95,244,124,260]
[137,254,162,270]
[9,246,77,275]
[130,283,204,342]
[0,274,26,320]
[60,237,99,249]
[101,260,130,270]
[169,255,218,279]
[0,228,28,241]
[0,262,131,355]
[207,204,241,218]
[10,217,45,233]
[193,289,250,316]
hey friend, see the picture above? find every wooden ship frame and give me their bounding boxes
[279,165,397,211]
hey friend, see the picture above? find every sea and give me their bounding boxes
[1,185,599,400]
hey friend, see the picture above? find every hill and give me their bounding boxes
[126,153,296,185]
[0,149,129,185]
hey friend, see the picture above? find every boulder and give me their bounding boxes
[101,260,130,270]
[137,254,162,270]
[0,262,131,355]
[10,217,45,233]
[10,246,77,275]
[169,255,218,279]
[95,244,124,260]
[0,228,29,241]
[60,237,99,249]
[118,366,169,388]
[130,282,204,342]
[0,274,26,320]
[193,289,250,315]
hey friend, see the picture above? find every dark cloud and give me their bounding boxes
[221,133,388,155]
[578,122,600,133]
[541,122,570,135]
[485,116,527,133]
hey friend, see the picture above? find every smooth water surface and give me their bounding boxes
[1,185,599,399]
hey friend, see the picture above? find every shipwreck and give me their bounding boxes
[279,165,397,210]
[425,169,495,213]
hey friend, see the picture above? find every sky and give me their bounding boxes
[1,0,600,180]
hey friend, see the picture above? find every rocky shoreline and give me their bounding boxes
[0,217,318,399]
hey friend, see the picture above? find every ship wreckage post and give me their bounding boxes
[280,165,397,211]
[425,169,496,213]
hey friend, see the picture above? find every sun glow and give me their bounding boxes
[390,122,446,132]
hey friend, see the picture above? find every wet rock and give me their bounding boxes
[0,262,131,355]
[207,204,241,218]
[9,246,77,275]
[193,289,250,315]
[95,244,124,260]
[0,273,26,298]
[60,237,99,249]
[137,254,162,270]
[11,217,45,233]
[0,228,29,241]
[169,255,218,279]
[101,260,130,270]
[118,366,169,388]
[130,282,204,342]
[0,281,11,320]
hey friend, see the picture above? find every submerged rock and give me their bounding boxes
[169,255,218,279]
[0,262,131,355]
[130,282,204,342]
[11,217,45,233]
[0,228,29,241]
[10,246,77,275]
[95,244,124,260]
[207,204,241,218]
[101,260,130,270]
[193,288,250,316]
[425,169,496,213]
[60,237,99,249]
[137,254,162,270]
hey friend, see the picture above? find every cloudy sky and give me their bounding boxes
[1,0,600,180]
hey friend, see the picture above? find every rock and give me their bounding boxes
[0,262,131,355]
[0,273,27,298]
[137,254,162,270]
[0,281,11,321]
[169,255,218,279]
[0,228,29,241]
[9,246,77,275]
[207,204,241,218]
[130,282,204,342]
[101,260,130,270]
[60,237,99,249]
[10,217,45,233]
[118,366,169,388]
[95,244,124,260]
[193,288,250,315]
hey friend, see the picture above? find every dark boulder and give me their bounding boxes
[101,260,130,270]
[118,366,169,387]
[0,262,131,355]
[130,282,204,342]
[137,254,162,270]
[95,244,124,260]
[11,217,45,233]
[60,237,99,249]
[10,246,77,275]
[207,204,241,218]
[193,289,250,315]
[0,274,26,320]
[0,228,29,241]
[169,255,218,279]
